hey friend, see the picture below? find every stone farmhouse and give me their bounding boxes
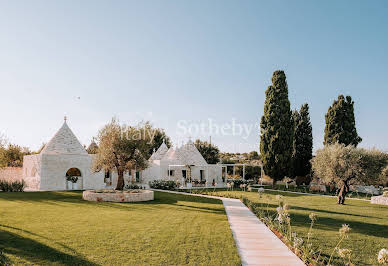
[22,119,224,191]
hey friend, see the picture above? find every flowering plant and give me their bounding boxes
[378,249,388,264]
[66,176,78,183]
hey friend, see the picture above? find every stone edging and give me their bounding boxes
[83,190,154,202]
[371,195,388,205]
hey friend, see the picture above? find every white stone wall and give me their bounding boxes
[0,167,23,181]
[141,163,223,187]
[39,154,105,191]
[23,155,42,190]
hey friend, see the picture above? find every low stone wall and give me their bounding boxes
[0,167,23,181]
[371,195,388,206]
[83,190,154,202]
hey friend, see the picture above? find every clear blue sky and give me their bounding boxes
[0,0,387,153]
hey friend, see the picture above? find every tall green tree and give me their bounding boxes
[194,139,220,164]
[324,95,362,146]
[290,103,313,178]
[260,70,293,184]
[92,119,152,190]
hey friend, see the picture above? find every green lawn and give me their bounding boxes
[199,189,388,265]
[0,191,240,265]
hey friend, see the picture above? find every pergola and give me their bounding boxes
[221,163,246,180]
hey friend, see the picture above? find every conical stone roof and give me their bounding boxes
[41,120,88,155]
[179,140,208,165]
[160,140,207,165]
[149,142,168,161]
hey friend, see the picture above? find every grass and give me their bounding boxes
[255,184,373,200]
[0,191,240,265]
[194,189,388,265]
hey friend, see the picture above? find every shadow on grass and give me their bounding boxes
[250,201,388,238]
[289,205,384,220]
[0,229,98,265]
[91,192,226,215]
[0,224,83,255]
[0,191,227,216]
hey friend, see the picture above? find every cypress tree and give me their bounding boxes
[260,70,293,183]
[290,103,313,178]
[324,95,362,146]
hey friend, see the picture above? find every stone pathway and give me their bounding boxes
[151,189,304,266]
[222,198,304,266]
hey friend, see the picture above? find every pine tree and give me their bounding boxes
[260,70,293,183]
[324,95,362,146]
[290,104,313,178]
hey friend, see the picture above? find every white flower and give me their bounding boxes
[293,237,303,248]
[309,213,317,222]
[378,249,388,264]
[276,195,283,201]
[339,224,351,238]
[337,248,352,258]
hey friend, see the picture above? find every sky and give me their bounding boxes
[0,0,387,153]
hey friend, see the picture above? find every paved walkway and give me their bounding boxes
[151,189,304,266]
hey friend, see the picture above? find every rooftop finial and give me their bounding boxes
[64,116,67,122]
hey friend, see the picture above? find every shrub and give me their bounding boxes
[149,180,177,190]
[0,179,25,192]
[125,184,141,190]
[227,179,250,188]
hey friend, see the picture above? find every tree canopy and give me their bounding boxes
[324,95,362,146]
[146,123,171,156]
[194,139,220,164]
[0,143,31,167]
[290,103,313,178]
[312,143,388,204]
[92,119,152,190]
[260,70,293,183]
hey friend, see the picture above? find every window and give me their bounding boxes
[200,170,205,181]
[105,170,111,179]
[104,170,111,184]
[182,170,187,179]
[168,170,175,176]
[135,171,140,183]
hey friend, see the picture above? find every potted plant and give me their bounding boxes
[66,176,79,190]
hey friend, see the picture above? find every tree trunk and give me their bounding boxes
[115,169,125,190]
[337,180,349,204]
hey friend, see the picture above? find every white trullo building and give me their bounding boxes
[22,119,224,191]
[23,119,106,191]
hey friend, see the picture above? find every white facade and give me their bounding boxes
[22,120,224,191]
[141,140,224,187]
[23,120,107,191]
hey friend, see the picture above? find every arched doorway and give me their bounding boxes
[66,168,82,190]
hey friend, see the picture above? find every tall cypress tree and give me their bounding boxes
[260,70,293,183]
[324,95,362,146]
[290,103,313,178]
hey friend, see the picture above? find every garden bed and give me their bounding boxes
[82,189,154,202]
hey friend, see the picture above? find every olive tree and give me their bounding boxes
[312,143,388,204]
[92,119,152,190]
